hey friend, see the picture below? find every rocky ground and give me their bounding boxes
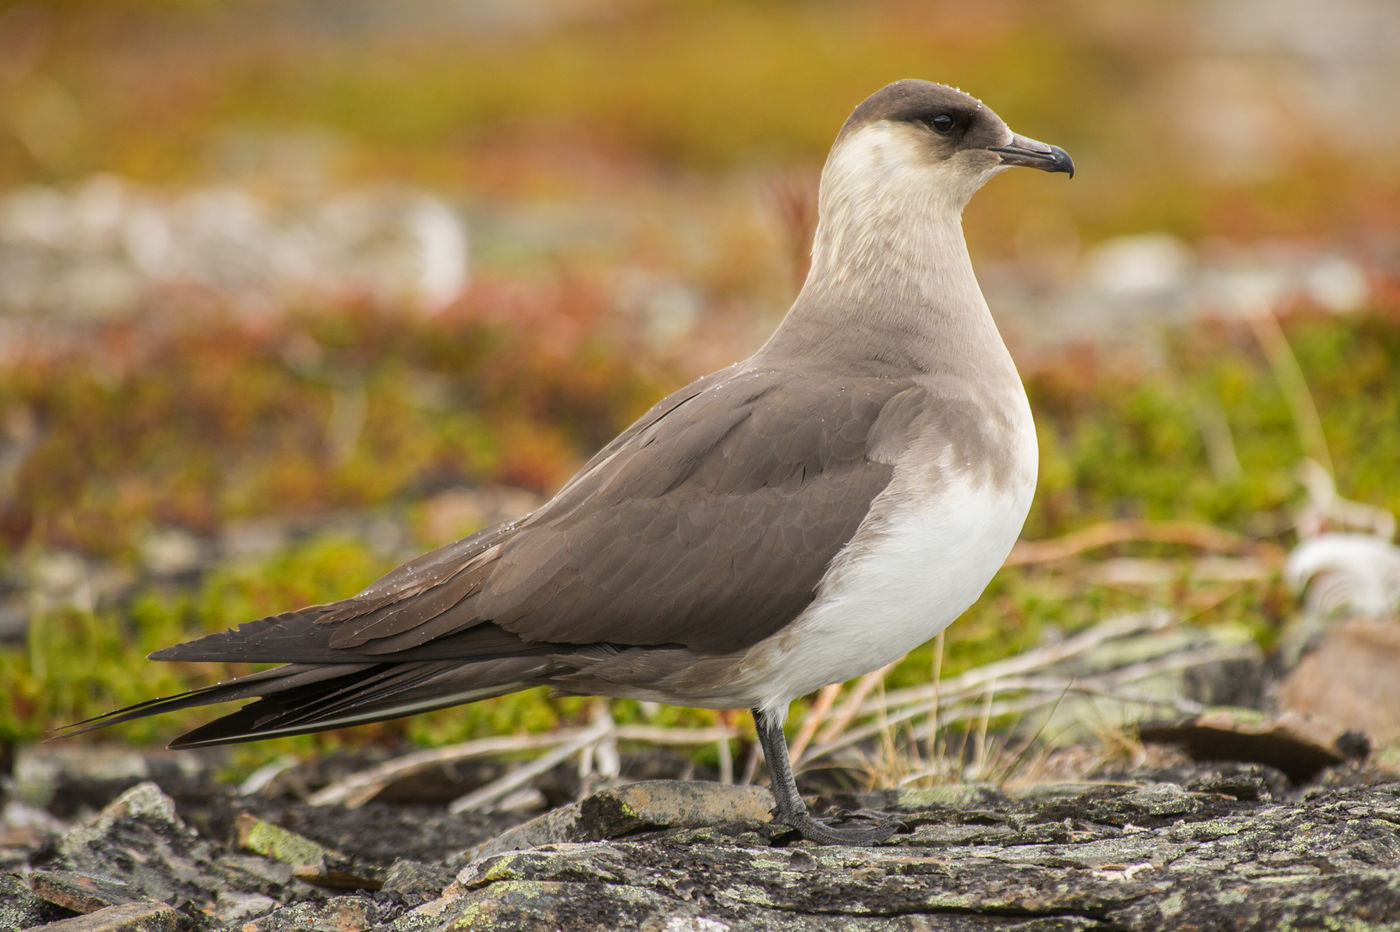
[3,733,1399,931]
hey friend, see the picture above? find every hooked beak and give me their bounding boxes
[987,133,1074,178]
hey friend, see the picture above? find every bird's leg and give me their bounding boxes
[751,705,903,845]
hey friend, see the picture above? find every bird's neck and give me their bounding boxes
[760,194,1012,382]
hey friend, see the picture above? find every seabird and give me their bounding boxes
[59,80,1073,845]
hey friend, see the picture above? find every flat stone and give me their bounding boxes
[443,851,1109,931]
[381,858,455,898]
[236,812,331,868]
[1280,617,1400,744]
[0,871,71,927]
[1139,709,1365,782]
[236,812,385,889]
[214,889,280,923]
[427,879,726,932]
[469,780,773,859]
[29,869,140,914]
[243,894,406,932]
[29,900,179,932]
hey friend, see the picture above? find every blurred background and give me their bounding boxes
[2,0,1398,776]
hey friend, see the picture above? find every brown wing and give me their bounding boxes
[64,361,924,746]
[156,361,919,665]
[329,362,916,655]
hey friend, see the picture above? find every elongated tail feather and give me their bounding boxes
[50,656,559,748]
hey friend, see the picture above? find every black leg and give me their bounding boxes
[751,705,902,845]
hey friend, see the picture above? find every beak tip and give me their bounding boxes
[1051,145,1075,179]
[991,136,1075,178]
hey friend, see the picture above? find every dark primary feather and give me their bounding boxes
[164,655,557,747]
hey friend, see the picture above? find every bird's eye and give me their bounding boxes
[928,113,956,134]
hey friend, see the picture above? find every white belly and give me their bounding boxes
[746,406,1037,710]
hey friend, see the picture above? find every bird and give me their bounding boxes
[57,80,1073,845]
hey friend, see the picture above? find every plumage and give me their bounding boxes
[56,80,1073,845]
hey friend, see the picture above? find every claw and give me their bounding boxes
[752,706,907,846]
[773,806,906,846]
[831,807,910,832]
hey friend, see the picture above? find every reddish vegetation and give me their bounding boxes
[2,279,671,558]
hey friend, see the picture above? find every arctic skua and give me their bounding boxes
[58,80,1073,845]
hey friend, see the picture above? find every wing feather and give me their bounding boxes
[148,363,921,669]
[340,363,915,654]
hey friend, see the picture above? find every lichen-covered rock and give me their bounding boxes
[239,894,409,932]
[33,782,303,923]
[29,869,146,914]
[381,858,457,899]
[28,900,180,932]
[235,812,385,889]
[469,779,774,859]
[0,870,72,927]
[8,766,1400,931]
[435,779,1400,932]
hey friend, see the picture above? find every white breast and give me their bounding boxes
[744,394,1037,712]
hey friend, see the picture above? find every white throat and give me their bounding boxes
[801,122,999,312]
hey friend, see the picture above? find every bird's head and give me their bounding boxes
[821,80,1073,219]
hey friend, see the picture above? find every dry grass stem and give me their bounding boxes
[803,672,1208,767]
[1083,555,1274,586]
[1247,305,1334,476]
[1193,394,1244,483]
[787,682,843,764]
[926,631,945,763]
[309,611,1248,809]
[449,721,611,814]
[310,721,737,808]
[1008,520,1283,567]
[872,610,1173,714]
[800,610,1248,772]
[740,738,763,787]
[814,662,898,746]
[716,732,734,785]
